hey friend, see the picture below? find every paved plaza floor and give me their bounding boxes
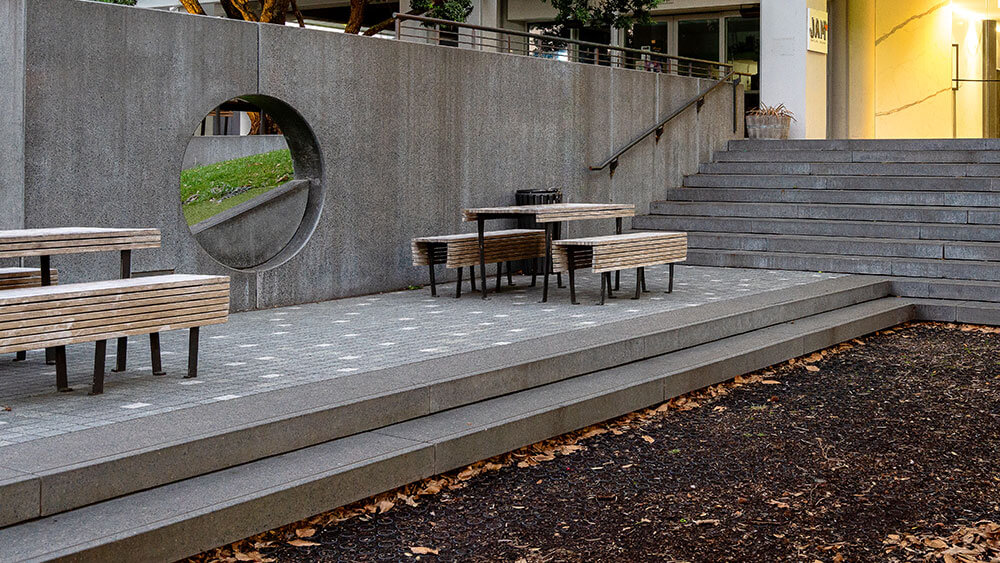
[0,266,838,448]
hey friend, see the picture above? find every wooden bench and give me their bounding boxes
[412,229,545,297]
[1,268,58,361]
[0,274,230,395]
[552,231,687,305]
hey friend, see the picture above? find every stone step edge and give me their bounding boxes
[0,276,890,529]
[0,298,914,563]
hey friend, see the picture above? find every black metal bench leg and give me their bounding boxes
[605,272,615,299]
[91,340,106,395]
[113,336,127,373]
[542,224,552,303]
[555,223,565,289]
[633,267,642,300]
[14,351,26,362]
[530,259,537,287]
[568,262,579,305]
[667,263,675,293]
[478,218,488,300]
[185,327,200,379]
[55,346,71,392]
[150,332,165,376]
[45,347,55,365]
[456,266,463,298]
[470,265,476,292]
[641,268,649,293]
[507,261,515,286]
[600,271,607,306]
[428,264,437,297]
[495,262,502,293]
[615,218,623,291]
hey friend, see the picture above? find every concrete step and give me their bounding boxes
[891,277,1000,303]
[714,149,1000,164]
[682,173,999,191]
[685,249,1000,281]
[0,276,890,530]
[661,187,1000,207]
[698,161,1000,177]
[728,138,1000,152]
[634,214,1000,243]
[685,232,1000,262]
[910,298,1000,325]
[0,297,913,563]
[649,201,994,225]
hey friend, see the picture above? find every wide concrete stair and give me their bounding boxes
[0,277,912,562]
[635,139,1000,322]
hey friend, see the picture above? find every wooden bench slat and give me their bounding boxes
[554,232,686,246]
[0,235,161,252]
[0,284,230,316]
[0,295,230,331]
[0,242,162,259]
[0,313,229,354]
[0,275,229,305]
[0,301,229,340]
[412,229,543,243]
[0,227,160,243]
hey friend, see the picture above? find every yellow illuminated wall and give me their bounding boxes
[873,0,953,138]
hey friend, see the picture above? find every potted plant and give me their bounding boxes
[745,104,796,139]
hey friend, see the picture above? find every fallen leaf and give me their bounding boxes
[295,528,316,538]
[642,435,655,444]
[376,500,395,513]
[410,546,439,555]
[762,380,781,385]
[694,519,720,525]
[287,539,320,547]
[805,365,820,372]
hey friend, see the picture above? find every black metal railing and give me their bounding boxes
[392,13,732,80]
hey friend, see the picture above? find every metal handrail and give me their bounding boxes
[392,13,734,73]
[591,71,739,176]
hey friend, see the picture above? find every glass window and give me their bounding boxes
[678,18,720,77]
[726,16,760,110]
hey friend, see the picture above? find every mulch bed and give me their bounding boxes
[192,323,1000,563]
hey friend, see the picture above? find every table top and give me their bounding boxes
[554,231,686,247]
[462,203,635,223]
[0,227,161,258]
[412,229,544,244]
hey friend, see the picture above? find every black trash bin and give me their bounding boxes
[515,189,563,276]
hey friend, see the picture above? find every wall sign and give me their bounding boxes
[808,9,828,54]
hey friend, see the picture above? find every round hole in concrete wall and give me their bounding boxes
[180,95,323,271]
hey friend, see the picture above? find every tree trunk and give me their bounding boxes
[344,0,369,34]
[259,0,291,24]
[289,0,306,27]
[220,0,259,21]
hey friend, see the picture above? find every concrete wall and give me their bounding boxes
[182,135,289,169]
[2,0,740,311]
[0,0,24,231]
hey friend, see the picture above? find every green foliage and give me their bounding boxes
[92,0,138,5]
[542,0,657,31]
[180,149,294,225]
[410,0,474,23]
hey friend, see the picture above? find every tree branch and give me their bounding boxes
[178,0,206,15]
[344,0,369,34]
[289,0,306,27]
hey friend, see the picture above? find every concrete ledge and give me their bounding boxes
[0,276,889,527]
[0,297,913,562]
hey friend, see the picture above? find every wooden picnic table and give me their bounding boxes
[462,203,636,301]
[0,227,162,372]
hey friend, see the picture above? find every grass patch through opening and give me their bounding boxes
[181,149,294,226]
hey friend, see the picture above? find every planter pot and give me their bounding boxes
[746,114,792,139]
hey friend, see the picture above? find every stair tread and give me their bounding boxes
[681,231,1000,248]
[0,296,910,563]
[688,248,1000,266]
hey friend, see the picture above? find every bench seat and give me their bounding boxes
[0,267,58,289]
[552,231,687,304]
[0,274,230,394]
[412,229,545,297]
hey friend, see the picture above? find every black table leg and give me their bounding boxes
[456,267,463,298]
[641,268,649,293]
[507,261,514,286]
[91,340,106,395]
[600,271,607,306]
[542,223,552,303]
[186,327,200,379]
[470,265,476,292]
[14,351,26,362]
[41,256,55,366]
[495,262,502,292]
[667,263,675,293]
[428,263,437,297]
[633,267,642,300]
[615,218,622,290]
[114,250,131,372]
[555,222,564,289]
[150,332,165,375]
[568,249,579,305]
[55,345,71,392]
[606,272,615,299]
[477,218,488,300]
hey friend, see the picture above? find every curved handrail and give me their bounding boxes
[590,71,738,175]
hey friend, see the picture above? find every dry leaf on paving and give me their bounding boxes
[762,380,781,385]
[805,365,821,372]
[287,540,320,547]
[410,546,440,555]
[376,500,395,513]
[642,435,655,444]
[294,528,316,538]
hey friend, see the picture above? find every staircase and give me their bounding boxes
[635,138,1000,322]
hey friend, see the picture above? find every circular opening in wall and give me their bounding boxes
[180,95,323,271]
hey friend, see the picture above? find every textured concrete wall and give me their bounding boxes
[0,0,24,231]
[182,135,289,169]
[6,0,740,311]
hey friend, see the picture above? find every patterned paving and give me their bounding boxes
[0,266,839,448]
